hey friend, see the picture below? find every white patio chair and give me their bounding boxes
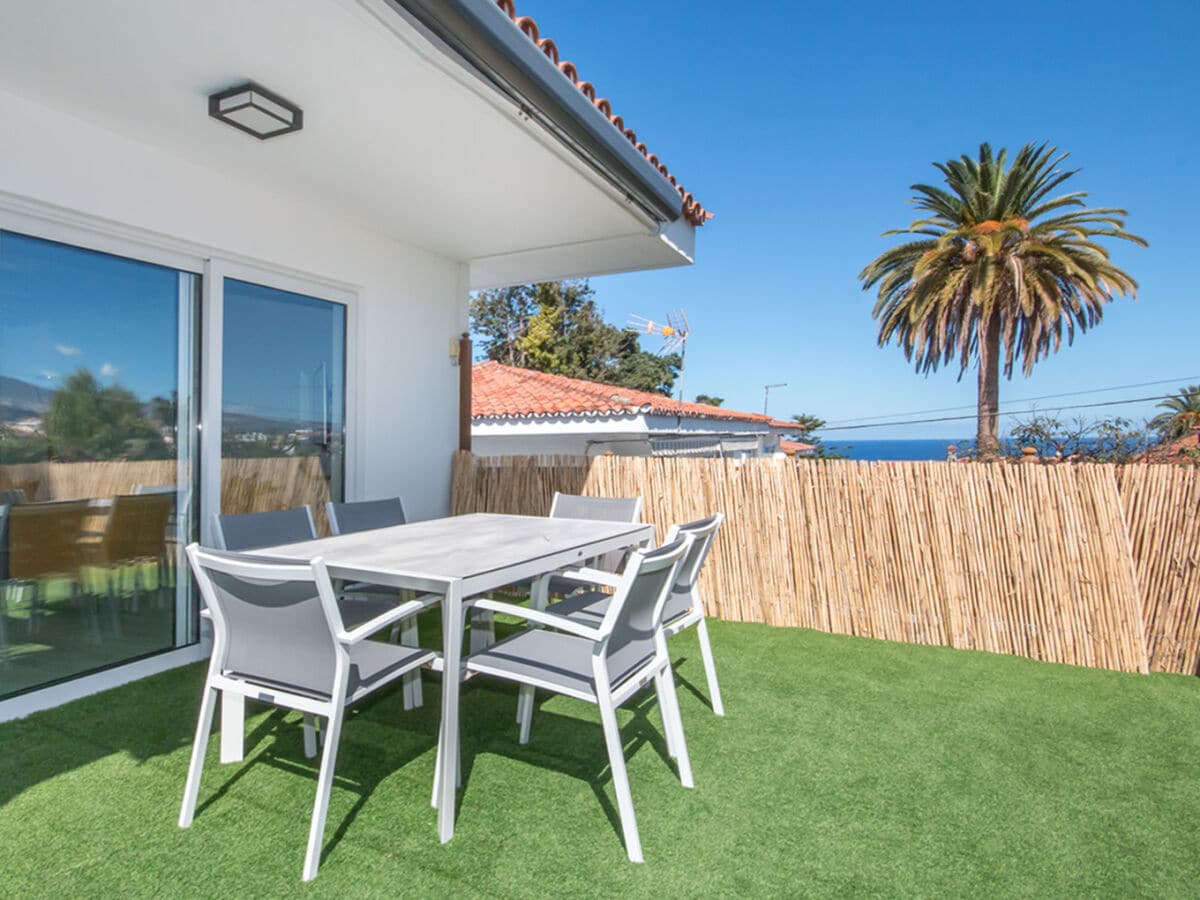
[179,544,439,881]
[462,534,694,863]
[480,492,644,678]
[326,497,433,708]
[548,514,726,716]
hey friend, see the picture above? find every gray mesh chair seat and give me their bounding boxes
[462,535,694,863]
[467,629,656,702]
[544,514,727,716]
[547,586,694,628]
[225,639,434,705]
[179,545,440,881]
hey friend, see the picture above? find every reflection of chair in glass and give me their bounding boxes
[89,493,176,623]
[6,500,90,637]
[0,492,25,666]
[134,484,187,593]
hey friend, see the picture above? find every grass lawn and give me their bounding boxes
[1,619,1198,897]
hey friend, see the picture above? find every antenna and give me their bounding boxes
[628,309,691,405]
[763,383,787,416]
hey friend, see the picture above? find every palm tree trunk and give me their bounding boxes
[976,313,1001,459]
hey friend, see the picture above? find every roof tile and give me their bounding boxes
[473,361,783,425]
[494,0,712,226]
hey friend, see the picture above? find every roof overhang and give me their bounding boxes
[0,0,702,289]
[380,0,687,227]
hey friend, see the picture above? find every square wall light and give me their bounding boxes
[208,82,302,140]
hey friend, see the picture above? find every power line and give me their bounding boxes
[823,377,1198,427]
[820,392,1175,433]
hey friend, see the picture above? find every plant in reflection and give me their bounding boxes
[43,369,170,461]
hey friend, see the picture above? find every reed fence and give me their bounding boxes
[0,455,333,533]
[452,452,1200,676]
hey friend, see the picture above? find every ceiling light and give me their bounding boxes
[208,82,302,140]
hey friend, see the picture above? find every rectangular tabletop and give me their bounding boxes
[253,511,653,846]
[256,512,654,594]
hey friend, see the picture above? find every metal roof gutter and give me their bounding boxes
[378,0,684,225]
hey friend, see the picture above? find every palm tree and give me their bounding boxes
[859,143,1146,458]
[1151,385,1200,440]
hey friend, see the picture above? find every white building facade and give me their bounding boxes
[0,0,708,718]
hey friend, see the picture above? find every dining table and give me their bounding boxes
[243,511,655,843]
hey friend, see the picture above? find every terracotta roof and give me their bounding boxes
[494,0,712,227]
[474,361,777,424]
[779,439,816,456]
[1138,433,1200,464]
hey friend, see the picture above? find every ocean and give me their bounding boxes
[835,439,958,461]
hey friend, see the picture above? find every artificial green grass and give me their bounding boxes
[1,622,1198,898]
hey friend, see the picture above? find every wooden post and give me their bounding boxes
[458,332,472,452]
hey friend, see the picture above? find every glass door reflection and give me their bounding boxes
[220,279,346,535]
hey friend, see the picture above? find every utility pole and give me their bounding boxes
[763,383,787,416]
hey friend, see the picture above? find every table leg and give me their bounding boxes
[530,573,550,612]
[468,608,495,653]
[219,691,245,763]
[437,580,463,843]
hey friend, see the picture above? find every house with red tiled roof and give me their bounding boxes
[472,362,799,457]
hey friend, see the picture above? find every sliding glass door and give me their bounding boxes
[0,230,200,700]
[220,279,346,535]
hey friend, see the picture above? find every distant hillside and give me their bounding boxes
[0,375,53,422]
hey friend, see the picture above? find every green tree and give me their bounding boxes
[43,369,168,461]
[860,143,1146,459]
[470,280,681,394]
[695,394,724,406]
[1150,385,1200,440]
[788,413,845,459]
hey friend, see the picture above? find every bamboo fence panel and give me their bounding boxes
[451,452,1151,674]
[1117,466,1200,673]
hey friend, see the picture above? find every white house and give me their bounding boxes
[472,362,797,458]
[0,0,710,718]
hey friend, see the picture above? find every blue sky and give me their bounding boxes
[0,235,344,428]
[0,231,181,400]
[520,0,1200,439]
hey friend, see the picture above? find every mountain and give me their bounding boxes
[0,375,53,422]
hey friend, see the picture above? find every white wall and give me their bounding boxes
[0,88,466,519]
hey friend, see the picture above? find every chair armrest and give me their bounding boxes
[469,597,604,642]
[341,588,441,612]
[555,567,622,589]
[336,598,434,645]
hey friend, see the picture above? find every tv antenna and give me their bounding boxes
[628,309,691,405]
[763,383,787,416]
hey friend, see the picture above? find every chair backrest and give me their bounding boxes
[598,535,691,685]
[0,502,14,581]
[213,506,316,551]
[187,544,343,699]
[326,497,407,535]
[550,492,643,573]
[7,500,90,580]
[0,490,24,578]
[102,493,175,562]
[664,513,724,595]
[549,492,642,523]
